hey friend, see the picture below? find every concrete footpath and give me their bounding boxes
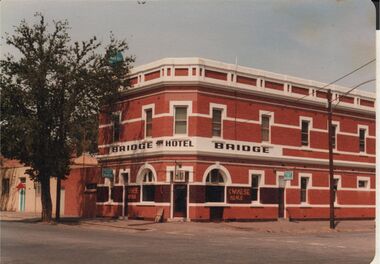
[0,211,375,234]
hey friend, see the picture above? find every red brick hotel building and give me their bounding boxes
[96,58,375,221]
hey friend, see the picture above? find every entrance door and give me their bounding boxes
[278,188,284,218]
[278,176,285,218]
[19,189,25,212]
[173,185,187,218]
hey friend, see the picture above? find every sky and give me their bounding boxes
[1,0,376,92]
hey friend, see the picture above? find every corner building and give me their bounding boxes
[97,58,375,221]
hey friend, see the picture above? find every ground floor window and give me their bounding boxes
[206,169,225,202]
[251,174,260,202]
[142,169,155,202]
[206,186,225,202]
[142,185,155,201]
[300,177,309,203]
[333,178,339,203]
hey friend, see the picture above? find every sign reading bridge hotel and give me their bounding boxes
[108,137,282,158]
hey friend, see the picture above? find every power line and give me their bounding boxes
[293,58,375,103]
[213,58,375,131]
[332,79,376,108]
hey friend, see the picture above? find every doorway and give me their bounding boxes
[18,177,26,212]
[173,184,187,218]
[19,189,25,212]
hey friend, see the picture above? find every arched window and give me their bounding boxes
[205,169,225,202]
[142,169,155,202]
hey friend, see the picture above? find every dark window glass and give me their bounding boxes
[333,179,339,203]
[205,186,225,202]
[212,109,222,137]
[332,125,337,149]
[112,112,121,142]
[301,121,309,146]
[358,180,368,188]
[205,169,225,202]
[142,170,155,202]
[359,129,366,152]
[261,115,270,142]
[145,109,152,137]
[121,173,129,185]
[142,185,155,202]
[206,169,224,184]
[300,177,308,203]
[251,175,260,201]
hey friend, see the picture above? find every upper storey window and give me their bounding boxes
[332,124,337,149]
[359,128,366,152]
[301,120,309,146]
[111,112,121,142]
[175,107,188,134]
[212,109,222,137]
[145,109,153,138]
[261,115,270,142]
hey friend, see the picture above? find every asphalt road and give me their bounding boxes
[0,221,375,264]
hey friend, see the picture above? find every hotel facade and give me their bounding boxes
[96,58,375,221]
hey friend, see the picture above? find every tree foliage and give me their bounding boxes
[0,13,134,221]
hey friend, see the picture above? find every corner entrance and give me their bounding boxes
[173,184,187,218]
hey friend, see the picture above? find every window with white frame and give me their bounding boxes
[170,170,189,183]
[212,109,222,137]
[359,128,366,152]
[142,170,155,202]
[300,177,309,203]
[332,124,337,149]
[174,107,187,134]
[120,172,129,185]
[261,115,270,142]
[333,178,339,203]
[205,169,225,202]
[145,109,153,138]
[301,120,309,146]
[111,112,121,142]
[251,174,261,202]
[357,179,369,189]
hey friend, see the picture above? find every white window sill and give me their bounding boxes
[250,202,264,207]
[138,202,155,206]
[204,202,228,207]
[300,146,311,150]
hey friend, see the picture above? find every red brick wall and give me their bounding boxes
[62,167,100,217]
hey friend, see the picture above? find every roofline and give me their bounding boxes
[130,57,375,99]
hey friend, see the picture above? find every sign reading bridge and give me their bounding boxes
[106,137,282,158]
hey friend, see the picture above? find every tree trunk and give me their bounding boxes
[40,175,52,222]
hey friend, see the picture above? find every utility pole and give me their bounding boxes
[327,89,335,229]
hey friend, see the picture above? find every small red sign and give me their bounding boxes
[16,182,26,190]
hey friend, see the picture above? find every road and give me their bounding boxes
[0,221,375,264]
